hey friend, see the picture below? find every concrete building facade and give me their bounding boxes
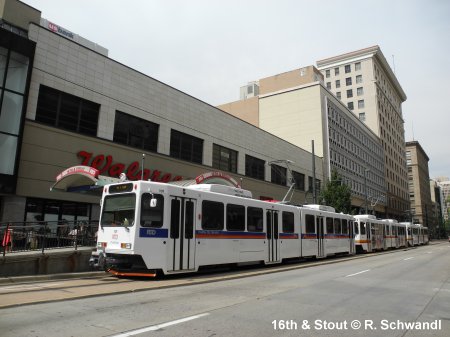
[405,141,432,227]
[316,46,409,220]
[0,0,323,223]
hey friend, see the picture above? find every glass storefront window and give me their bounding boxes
[0,47,7,85]
[5,51,29,93]
[0,133,17,174]
[0,90,23,134]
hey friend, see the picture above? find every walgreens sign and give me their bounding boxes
[78,150,183,182]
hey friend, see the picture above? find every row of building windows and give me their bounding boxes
[326,76,363,90]
[325,62,361,78]
[35,85,318,190]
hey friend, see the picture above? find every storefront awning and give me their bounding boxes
[50,166,120,195]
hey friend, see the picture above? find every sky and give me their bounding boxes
[21,0,450,178]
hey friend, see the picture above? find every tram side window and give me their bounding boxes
[202,201,224,230]
[305,214,315,234]
[342,219,348,234]
[247,207,263,232]
[354,222,359,234]
[326,218,334,234]
[334,218,341,234]
[226,204,245,231]
[141,194,164,228]
[360,222,366,235]
[282,211,294,233]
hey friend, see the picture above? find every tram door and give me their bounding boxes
[266,210,280,263]
[168,197,196,272]
[349,220,355,255]
[316,216,325,258]
[367,222,372,252]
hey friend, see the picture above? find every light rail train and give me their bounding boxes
[95,180,428,277]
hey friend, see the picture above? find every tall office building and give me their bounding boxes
[405,141,432,226]
[317,46,409,219]
[219,66,386,215]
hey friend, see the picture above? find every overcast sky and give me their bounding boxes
[22,0,450,178]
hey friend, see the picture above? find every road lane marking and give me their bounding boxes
[345,269,370,277]
[403,257,415,261]
[110,313,210,337]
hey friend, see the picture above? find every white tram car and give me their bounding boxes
[97,180,355,276]
[354,215,408,253]
[400,222,429,246]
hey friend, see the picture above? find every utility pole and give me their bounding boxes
[364,168,369,214]
[312,140,316,204]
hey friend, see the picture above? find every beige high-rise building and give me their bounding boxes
[405,141,432,226]
[219,66,386,215]
[316,46,409,219]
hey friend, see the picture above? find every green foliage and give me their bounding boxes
[319,170,352,214]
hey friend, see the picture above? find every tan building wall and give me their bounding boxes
[217,96,259,126]
[259,84,324,157]
[259,66,324,95]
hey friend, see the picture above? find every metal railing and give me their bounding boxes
[1,220,98,257]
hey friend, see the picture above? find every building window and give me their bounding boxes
[271,164,287,186]
[334,67,340,76]
[356,75,363,84]
[347,89,353,98]
[36,85,100,137]
[357,87,364,96]
[358,100,365,109]
[335,80,340,88]
[326,82,331,89]
[336,92,341,99]
[348,102,354,110]
[359,112,366,122]
[345,65,351,73]
[170,129,203,164]
[245,155,265,180]
[325,69,330,78]
[346,77,352,86]
[113,111,158,152]
[292,171,305,191]
[308,176,321,192]
[355,62,361,71]
[213,144,238,173]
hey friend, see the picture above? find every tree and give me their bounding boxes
[319,170,352,214]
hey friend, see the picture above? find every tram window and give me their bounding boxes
[334,218,342,234]
[202,200,224,230]
[141,194,164,228]
[185,201,194,239]
[305,214,315,234]
[354,223,359,234]
[170,199,180,238]
[342,219,348,234]
[226,204,245,231]
[282,212,294,233]
[247,207,263,232]
[360,222,366,235]
[326,218,334,234]
[101,194,136,227]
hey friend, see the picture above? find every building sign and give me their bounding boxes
[47,21,75,39]
[56,165,99,182]
[77,150,183,182]
[195,171,241,187]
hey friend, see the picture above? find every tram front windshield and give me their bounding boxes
[101,194,136,227]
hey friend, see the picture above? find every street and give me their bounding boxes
[1,242,449,337]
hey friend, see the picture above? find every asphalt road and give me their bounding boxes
[1,242,449,337]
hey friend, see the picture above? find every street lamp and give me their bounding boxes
[364,169,370,214]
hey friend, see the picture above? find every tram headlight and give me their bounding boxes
[121,243,132,249]
[97,242,107,248]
